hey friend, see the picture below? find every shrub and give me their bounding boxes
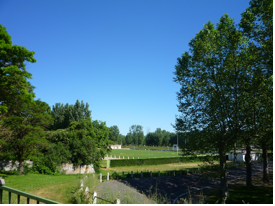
[110,155,219,167]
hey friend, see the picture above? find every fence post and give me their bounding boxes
[122,171,124,178]
[138,157,139,159]
[115,155,116,158]
[114,198,120,204]
[111,155,112,158]
[158,171,160,177]
[131,171,133,178]
[100,173,102,182]
[173,170,175,176]
[107,154,108,157]
[128,156,129,159]
[180,170,182,175]
[93,191,97,204]
[141,171,143,177]
[133,157,134,159]
[123,156,124,159]
[187,169,189,175]
[198,168,200,173]
[166,170,168,176]
[107,172,109,181]
[150,171,152,177]
[85,187,89,202]
[80,179,84,190]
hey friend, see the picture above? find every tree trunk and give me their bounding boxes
[262,145,269,182]
[234,143,237,162]
[245,145,252,187]
[219,146,228,202]
[19,160,24,174]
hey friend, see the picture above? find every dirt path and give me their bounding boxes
[97,161,273,204]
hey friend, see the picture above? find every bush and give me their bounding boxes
[110,155,219,167]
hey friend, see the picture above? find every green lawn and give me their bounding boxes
[0,173,84,204]
[122,145,177,150]
[107,148,184,159]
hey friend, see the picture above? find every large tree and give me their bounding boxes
[240,0,273,182]
[174,14,249,200]
[127,125,144,145]
[0,99,53,173]
[109,125,120,143]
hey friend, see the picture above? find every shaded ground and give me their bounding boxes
[97,161,272,204]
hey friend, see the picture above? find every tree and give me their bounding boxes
[240,0,273,182]
[174,14,249,200]
[49,100,91,130]
[0,25,36,117]
[45,117,112,172]
[0,99,53,173]
[109,125,120,143]
[128,125,144,145]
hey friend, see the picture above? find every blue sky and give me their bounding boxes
[0,0,250,136]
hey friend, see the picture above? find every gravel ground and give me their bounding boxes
[96,161,273,204]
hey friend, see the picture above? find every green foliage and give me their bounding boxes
[0,99,54,173]
[48,100,91,130]
[110,155,219,167]
[126,125,144,145]
[0,24,36,116]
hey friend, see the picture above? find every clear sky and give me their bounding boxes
[0,0,250,136]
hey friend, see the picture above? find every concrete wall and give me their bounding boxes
[0,160,33,171]
[59,163,95,174]
[0,160,95,174]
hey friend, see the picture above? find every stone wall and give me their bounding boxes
[0,160,95,174]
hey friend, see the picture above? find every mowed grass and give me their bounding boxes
[107,149,181,159]
[0,173,84,204]
[123,145,177,150]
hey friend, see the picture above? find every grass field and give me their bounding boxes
[107,149,184,159]
[0,173,84,204]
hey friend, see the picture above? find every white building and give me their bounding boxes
[228,152,261,162]
[173,144,178,151]
[110,145,121,149]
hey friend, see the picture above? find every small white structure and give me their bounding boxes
[228,152,261,162]
[173,144,178,151]
[109,145,122,149]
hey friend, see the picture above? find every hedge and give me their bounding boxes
[110,155,220,167]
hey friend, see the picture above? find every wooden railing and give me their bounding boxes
[0,179,61,204]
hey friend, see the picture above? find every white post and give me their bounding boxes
[107,172,109,181]
[173,170,175,176]
[177,133,179,155]
[114,198,120,204]
[122,171,124,178]
[166,170,168,176]
[115,155,116,158]
[133,157,134,159]
[80,179,84,190]
[158,171,160,177]
[138,157,139,159]
[131,171,133,178]
[111,155,112,158]
[141,171,143,177]
[150,171,152,177]
[123,156,124,159]
[187,169,189,175]
[107,154,108,157]
[119,156,120,159]
[93,191,97,204]
[128,156,129,159]
[100,173,102,182]
[85,187,89,201]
